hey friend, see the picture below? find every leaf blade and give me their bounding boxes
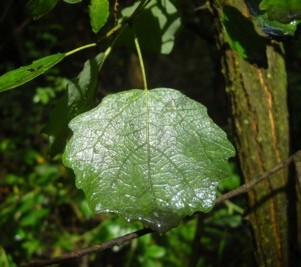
[246,0,300,38]
[0,53,65,93]
[259,0,301,24]
[89,0,110,34]
[27,0,59,19]
[63,88,235,233]
[63,0,82,3]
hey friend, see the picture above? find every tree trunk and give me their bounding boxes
[213,1,290,266]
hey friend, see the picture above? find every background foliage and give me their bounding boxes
[0,0,300,266]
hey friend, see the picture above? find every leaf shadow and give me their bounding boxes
[222,5,268,68]
[117,10,162,55]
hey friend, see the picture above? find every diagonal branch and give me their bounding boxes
[22,150,300,267]
[21,228,153,267]
[215,152,297,205]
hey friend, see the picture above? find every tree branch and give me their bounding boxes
[215,152,297,205]
[21,228,153,267]
[22,150,300,267]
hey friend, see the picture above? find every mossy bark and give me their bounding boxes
[213,1,290,266]
[224,45,289,267]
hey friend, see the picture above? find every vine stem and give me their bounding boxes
[134,32,148,90]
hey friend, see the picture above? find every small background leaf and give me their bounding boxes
[27,0,59,19]
[0,246,10,267]
[43,52,105,156]
[246,0,300,38]
[63,0,82,4]
[63,88,235,233]
[0,53,65,93]
[89,0,109,34]
[259,0,301,24]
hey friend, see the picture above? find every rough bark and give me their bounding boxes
[213,1,290,266]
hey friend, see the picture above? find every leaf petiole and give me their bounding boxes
[134,32,148,90]
[65,43,97,57]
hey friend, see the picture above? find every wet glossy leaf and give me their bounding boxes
[63,88,235,233]
[89,0,109,33]
[27,0,59,19]
[0,53,65,93]
[259,0,301,24]
[43,52,105,156]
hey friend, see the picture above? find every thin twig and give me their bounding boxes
[215,153,297,205]
[22,228,153,267]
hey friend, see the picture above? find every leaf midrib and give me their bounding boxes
[144,91,155,207]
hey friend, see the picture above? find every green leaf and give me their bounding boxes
[222,5,267,66]
[259,0,301,24]
[145,245,166,258]
[43,52,105,156]
[89,0,110,34]
[119,0,181,55]
[218,163,240,191]
[246,0,300,38]
[0,53,65,93]
[63,88,235,233]
[256,16,299,38]
[0,247,9,267]
[63,0,82,3]
[27,0,59,19]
